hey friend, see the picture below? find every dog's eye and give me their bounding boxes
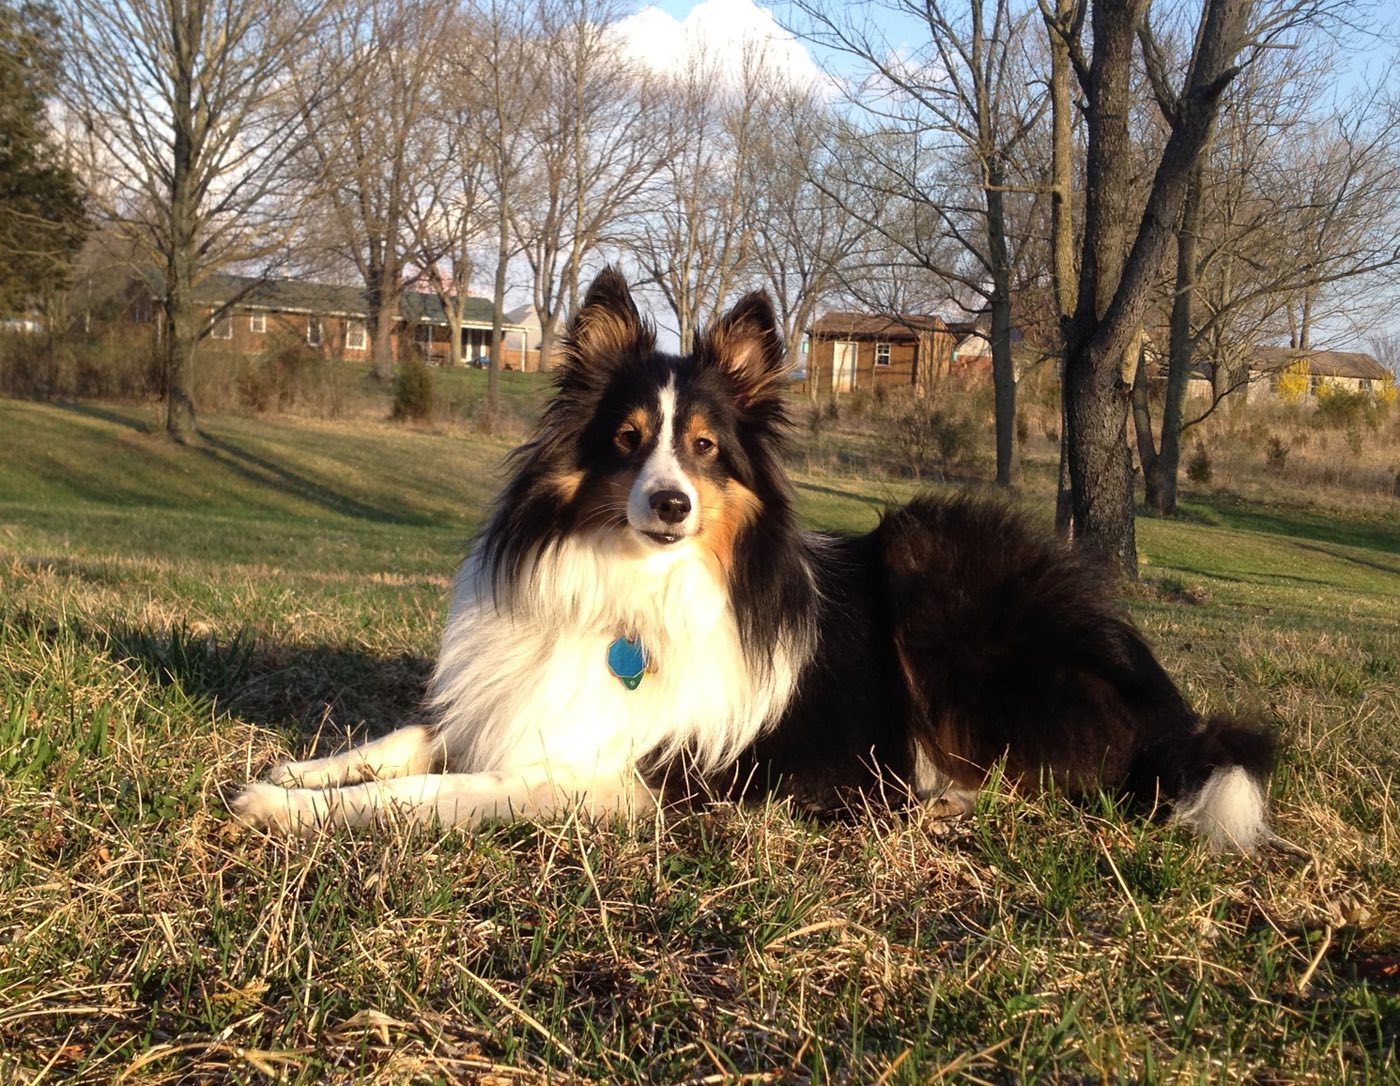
[615,426,642,454]
[693,436,716,455]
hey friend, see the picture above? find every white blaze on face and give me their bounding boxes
[627,377,700,540]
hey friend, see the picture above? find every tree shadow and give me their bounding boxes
[19,610,431,747]
[194,430,434,525]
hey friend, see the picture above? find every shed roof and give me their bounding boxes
[807,311,949,338]
[1251,346,1390,381]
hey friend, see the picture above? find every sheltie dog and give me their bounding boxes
[231,268,1277,851]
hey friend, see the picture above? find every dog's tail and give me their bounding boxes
[1132,714,1279,853]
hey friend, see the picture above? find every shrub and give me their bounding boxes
[885,398,980,478]
[1265,435,1289,472]
[1275,359,1309,404]
[1314,384,1377,430]
[391,358,435,421]
[1186,445,1213,484]
[1377,372,1397,409]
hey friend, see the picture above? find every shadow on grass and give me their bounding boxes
[49,402,438,527]
[1184,494,1400,557]
[60,401,155,433]
[195,430,436,526]
[19,611,432,745]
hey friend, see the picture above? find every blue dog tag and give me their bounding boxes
[607,636,648,690]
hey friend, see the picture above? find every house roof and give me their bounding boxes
[1251,347,1390,382]
[807,311,948,338]
[151,271,508,328]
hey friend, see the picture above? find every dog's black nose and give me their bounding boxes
[650,489,691,524]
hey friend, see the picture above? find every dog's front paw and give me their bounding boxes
[228,781,303,834]
[264,760,305,788]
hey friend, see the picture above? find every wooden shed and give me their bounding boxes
[804,311,956,396]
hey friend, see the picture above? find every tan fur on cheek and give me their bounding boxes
[549,470,585,503]
[695,478,761,575]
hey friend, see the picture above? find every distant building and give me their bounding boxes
[1185,346,1392,402]
[804,312,956,395]
[130,273,534,367]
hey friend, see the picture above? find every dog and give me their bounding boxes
[231,267,1278,851]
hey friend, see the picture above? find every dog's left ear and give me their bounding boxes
[702,291,787,406]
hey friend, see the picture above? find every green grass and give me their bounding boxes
[1,399,1398,1083]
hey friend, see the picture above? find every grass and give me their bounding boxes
[1,398,1398,1083]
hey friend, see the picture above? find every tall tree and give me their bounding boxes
[1129,23,1400,516]
[792,0,1047,487]
[1058,0,1262,574]
[458,0,543,426]
[0,0,86,314]
[58,0,333,438]
[510,0,671,369]
[632,45,768,353]
[745,81,866,376]
[294,0,449,381]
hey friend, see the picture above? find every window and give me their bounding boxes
[346,319,367,351]
[307,317,322,346]
[212,313,233,339]
[249,312,266,334]
[874,342,891,367]
[1309,374,1323,396]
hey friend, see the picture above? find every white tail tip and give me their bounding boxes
[1173,765,1268,854]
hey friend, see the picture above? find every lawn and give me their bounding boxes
[1,399,1397,1083]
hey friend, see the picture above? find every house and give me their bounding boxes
[132,273,533,367]
[804,311,956,395]
[1247,347,1391,401]
[1184,346,1392,403]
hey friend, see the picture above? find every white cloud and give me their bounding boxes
[618,0,827,88]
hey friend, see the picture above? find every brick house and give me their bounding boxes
[132,273,533,367]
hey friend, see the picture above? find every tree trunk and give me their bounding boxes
[164,0,200,441]
[487,203,509,430]
[163,265,198,440]
[1149,160,1207,516]
[986,172,1017,487]
[1047,0,1078,536]
[1063,0,1143,575]
[365,256,398,382]
[1064,0,1250,575]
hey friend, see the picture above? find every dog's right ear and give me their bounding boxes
[561,267,654,371]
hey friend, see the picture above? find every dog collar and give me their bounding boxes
[607,635,652,690]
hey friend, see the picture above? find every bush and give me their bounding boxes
[885,397,980,478]
[0,328,161,400]
[1314,385,1378,431]
[391,358,435,422]
[1186,445,1213,484]
[1265,435,1289,472]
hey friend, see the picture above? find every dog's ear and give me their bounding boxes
[702,290,787,407]
[562,267,653,371]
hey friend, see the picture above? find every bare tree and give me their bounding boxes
[1053,0,1343,574]
[293,0,449,381]
[632,45,769,353]
[509,0,672,370]
[439,0,545,426]
[404,101,492,370]
[791,0,1047,487]
[745,82,868,376]
[58,0,335,438]
[1131,34,1400,514]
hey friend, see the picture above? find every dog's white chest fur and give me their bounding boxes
[429,533,799,779]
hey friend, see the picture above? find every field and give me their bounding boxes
[1,396,1398,1083]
